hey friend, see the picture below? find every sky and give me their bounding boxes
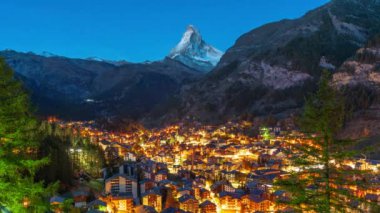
[0,0,330,62]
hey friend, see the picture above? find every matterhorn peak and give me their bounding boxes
[168,25,223,72]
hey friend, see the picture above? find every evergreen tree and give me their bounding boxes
[0,59,54,212]
[275,71,379,212]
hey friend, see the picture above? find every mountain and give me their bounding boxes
[3,0,380,127]
[333,35,380,140]
[0,50,201,120]
[169,25,224,72]
[163,0,380,123]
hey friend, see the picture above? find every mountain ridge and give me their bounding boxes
[0,50,202,120]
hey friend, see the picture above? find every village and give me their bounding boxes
[47,118,380,213]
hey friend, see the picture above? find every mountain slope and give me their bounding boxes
[333,35,380,140]
[166,0,380,123]
[0,50,201,120]
[169,25,223,72]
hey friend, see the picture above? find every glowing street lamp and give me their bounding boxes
[23,197,30,208]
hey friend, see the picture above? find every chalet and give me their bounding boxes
[243,196,272,212]
[72,190,89,208]
[199,188,211,201]
[218,192,242,212]
[142,190,162,212]
[178,194,199,213]
[211,180,235,194]
[247,169,282,183]
[107,193,134,213]
[140,179,156,195]
[199,200,217,213]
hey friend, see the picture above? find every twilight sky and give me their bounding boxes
[0,0,330,62]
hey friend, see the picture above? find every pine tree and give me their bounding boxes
[275,71,379,212]
[0,59,54,212]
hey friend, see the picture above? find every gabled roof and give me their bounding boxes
[139,178,154,184]
[105,173,137,182]
[178,186,192,192]
[50,195,65,204]
[156,170,168,175]
[219,192,241,199]
[138,205,158,213]
[199,200,216,208]
[162,207,188,213]
[248,196,265,203]
[141,189,162,197]
[88,199,107,207]
[72,190,89,197]
[178,194,197,203]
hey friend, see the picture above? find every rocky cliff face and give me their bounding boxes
[162,0,380,123]
[333,35,380,139]
[333,47,380,87]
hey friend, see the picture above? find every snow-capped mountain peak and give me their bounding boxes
[169,25,223,72]
[170,25,202,55]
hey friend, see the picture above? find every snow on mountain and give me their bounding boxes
[85,57,130,66]
[169,25,223,72]
[40,51,58,58]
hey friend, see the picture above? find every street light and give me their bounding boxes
[23,197,30,208]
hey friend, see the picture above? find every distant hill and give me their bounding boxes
[0,50,201,120]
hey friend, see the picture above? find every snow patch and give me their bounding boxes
[40,51,58,58]
[169,25,224,72]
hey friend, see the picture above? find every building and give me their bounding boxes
[107,194,134,213]
[211,181,235,194]
[155,170,168,182]
[119,162,138,178]
[72,190,89,208]
[142,191,162,212]
[199,200,217,213]
[135,205,158,213]
[140,179,156,195]
[178,194,199,213]
[125,152,137,162]
[219,192,242,213]
[105,174,138,199]
[247,197,272,212]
